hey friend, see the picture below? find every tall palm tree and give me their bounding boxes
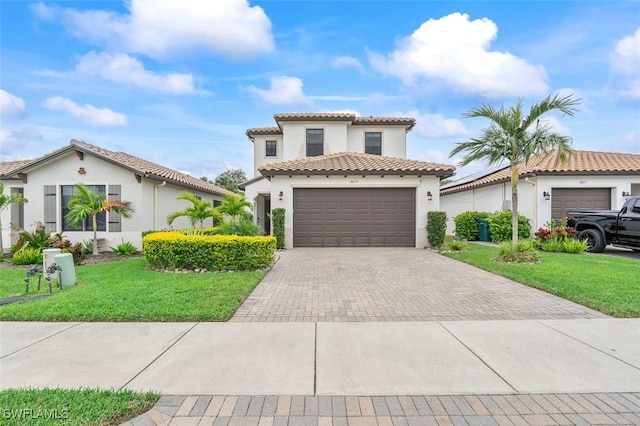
[0,182,28,257]
[450,93,580,248]
[167,191,222,231]
[66,183,135,255]
[216,194,252,223]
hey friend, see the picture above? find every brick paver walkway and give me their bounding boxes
[231,248,608,322]
[123,393,640,425]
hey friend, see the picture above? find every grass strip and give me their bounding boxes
[443,243,640,317]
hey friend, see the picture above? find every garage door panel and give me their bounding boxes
[293,188,415,247]
[551,188,611,221]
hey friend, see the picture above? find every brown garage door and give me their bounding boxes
[293,188,415,247]
[551,188,611,220]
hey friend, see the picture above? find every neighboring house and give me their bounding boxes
[441,150,640,233]
[242,113,455,248]
[0,139,233,252]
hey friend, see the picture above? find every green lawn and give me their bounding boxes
[443,243,640,318]
[0,388,158,426]
[0,258,265,321]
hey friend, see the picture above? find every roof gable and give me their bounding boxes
[259,152,455,177]
[1,140,234,196]
[442,150,640,194]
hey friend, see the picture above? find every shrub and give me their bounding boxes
[54,239,85,265]
[12,221,62,252]
[111,241,138,256]
[82,239,94,256]
[562,237,589,254]
[271,208,285,249]
[454,211,491,240]
[427,211,447,249]
[215,219,261,236]
[12,247,43,265]
[487,210,531,242]
[533,216,585,254]
[143,232,276,271]
[494,240,539,263]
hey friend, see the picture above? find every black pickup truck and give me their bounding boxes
[567,196,640,253]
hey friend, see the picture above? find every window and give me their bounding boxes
[306,129,324,157]
[365,132,382,155]
[213,199,222,208]
[265,140,277,157]
[61,185,106,231]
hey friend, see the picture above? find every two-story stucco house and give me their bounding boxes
[242,113,455,248]
[0,139,234,252]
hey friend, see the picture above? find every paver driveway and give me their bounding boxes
[231,247,608,322]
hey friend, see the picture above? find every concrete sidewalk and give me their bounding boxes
[2,319,639,395]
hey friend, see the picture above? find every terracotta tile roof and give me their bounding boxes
[2,140,234,197]
[0,160,32,177]
[267,112,415,130]
[353,116,416,129]
[245,127,282,138]
[441,150,640,195]
[259,152,455,177]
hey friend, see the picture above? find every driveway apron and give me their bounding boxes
[231,247,608,322]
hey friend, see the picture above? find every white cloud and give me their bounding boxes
[610,28,640,99]
[0,127,42,156]
[246,76,313,106]
[76,51,197,94]
[406,110,468,138]
[368,12,549,98]
[623,130,640,152]
[43,97,128,127]
[535,117,572,137]
[31,0,274,59]
[0,89,26,118]
[333,56,365,74]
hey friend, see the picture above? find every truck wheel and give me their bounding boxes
[578,229,606,253]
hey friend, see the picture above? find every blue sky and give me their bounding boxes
[1,0,639,181]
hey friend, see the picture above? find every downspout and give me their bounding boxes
[154,181,167,230]
[524,177,537,229]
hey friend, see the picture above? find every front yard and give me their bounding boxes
[0,257,266,321]
[443,243,640,318]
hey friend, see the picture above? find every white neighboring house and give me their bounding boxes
[441,150,640,233]
[242,113,456,248]
[0,139,234,252]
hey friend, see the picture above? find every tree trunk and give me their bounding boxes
[511,163,519,248]
[92,214,99,255]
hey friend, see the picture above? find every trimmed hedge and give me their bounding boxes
[143,232,276,271]
[427,211,447,249]
[487,210,531,242]
[453,211,490,240]
[271,208,285,249]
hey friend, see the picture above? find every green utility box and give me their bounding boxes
[478,219,491,242]
[54,253,77,287]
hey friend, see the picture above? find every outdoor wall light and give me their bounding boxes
[622,191,631,199]
[543,191,551,201]
[427,191,433,201]
[278,191,284,201]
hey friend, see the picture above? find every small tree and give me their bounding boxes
[427,211,447,249]
[167,191,222,231]
[216,194,252,223]
[0,182,28,256]
[66,183,135,255]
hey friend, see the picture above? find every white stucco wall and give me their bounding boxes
[441,174,639,235]
[2,151,225,252]
[268,174,441,249]
[252,135,283,176]
[346,126,407,158]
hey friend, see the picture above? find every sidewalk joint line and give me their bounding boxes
[536,319,640,372]
[0,322,83,359]
[313,321,318,396]
[438,321,519,393]
[119,322,200,390]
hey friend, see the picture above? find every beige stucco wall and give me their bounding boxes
[1,151,224,252]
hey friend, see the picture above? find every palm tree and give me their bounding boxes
[66,183,135,255]
[0,182,28,257]
[216,194,252,223]
[450,93,580,248]
[167,191,222,231]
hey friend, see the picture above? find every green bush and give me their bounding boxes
[143,232,276,271]
[12,247,43,265]
[215,218,261,236]
[271,208,285,249]
[427,211,447,249]
[487,210,531,242]
[494,240,539,263]
[111,241,138,256]
[453,211,491,240]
